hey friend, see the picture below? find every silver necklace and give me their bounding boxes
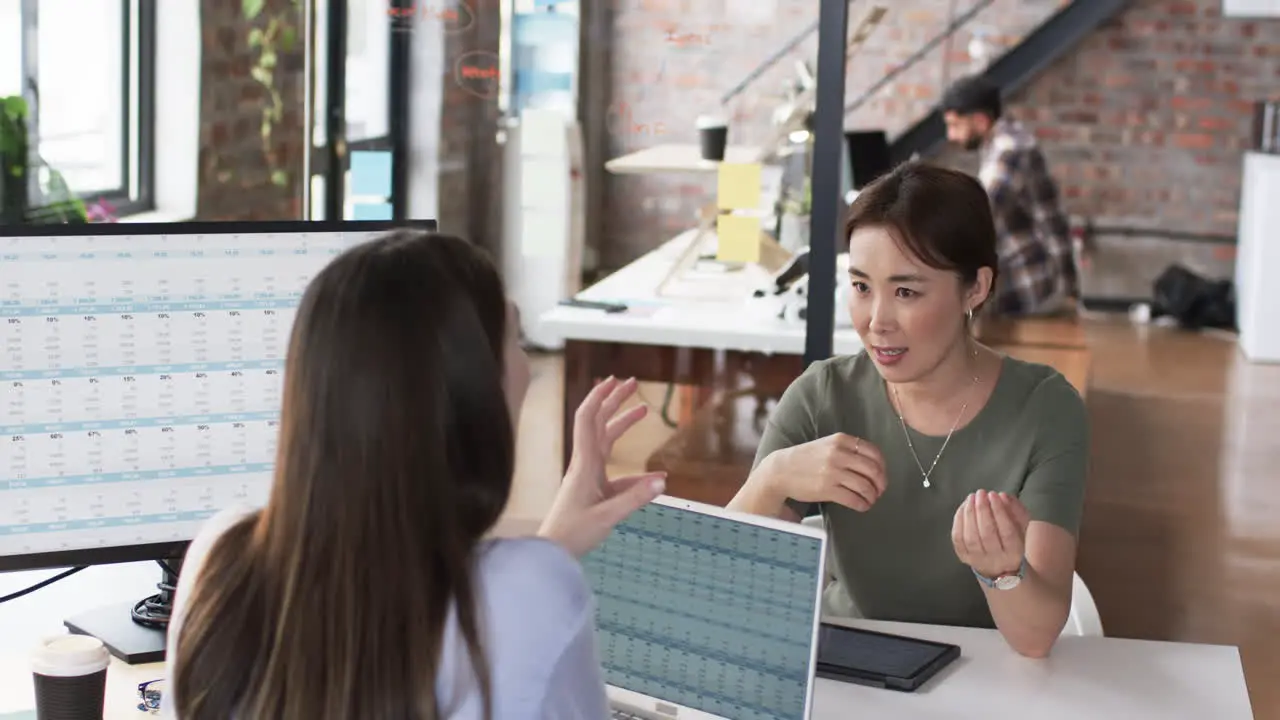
[890,359,981,489]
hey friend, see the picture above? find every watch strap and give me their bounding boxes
[972,556,1027,588]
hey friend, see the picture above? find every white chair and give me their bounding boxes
[1065,571,1104,637]
[800,514,1104,637]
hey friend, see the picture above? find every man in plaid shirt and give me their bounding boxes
[941,76,1078,316]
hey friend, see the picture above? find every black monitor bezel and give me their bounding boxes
[0,218,438,573]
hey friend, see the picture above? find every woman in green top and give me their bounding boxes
[728,162,1088,658]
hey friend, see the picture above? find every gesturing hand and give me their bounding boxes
[538,377,666,558]
[764,433,886,512]
[952,489,1032,579]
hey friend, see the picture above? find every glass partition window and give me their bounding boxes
[37,0,127,197]
[0,3,20,98]
[307,0,395,221]
[4,0,156,215]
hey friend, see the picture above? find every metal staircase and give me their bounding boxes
[719,0,1131,164]
[888,0,1131,163]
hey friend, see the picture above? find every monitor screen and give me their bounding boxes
[582,501,824,720]
[0,223,428,571]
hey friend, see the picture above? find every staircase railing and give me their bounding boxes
[842,0,997,116]
[719,19,821,106]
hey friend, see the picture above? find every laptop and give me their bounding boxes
[581,495,828,720]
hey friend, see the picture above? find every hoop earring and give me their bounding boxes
[966,307,974,323]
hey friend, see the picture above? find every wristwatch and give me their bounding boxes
[973,557,1027,590]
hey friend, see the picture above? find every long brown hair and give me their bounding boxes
[173,230,514,719]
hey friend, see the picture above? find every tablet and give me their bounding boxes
[815,623,960,692]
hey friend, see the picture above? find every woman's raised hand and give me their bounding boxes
[538,377,666,558]
[762,433,887,512]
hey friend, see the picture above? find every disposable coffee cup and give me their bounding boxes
[696,115,729,161]
[31,635,110,720]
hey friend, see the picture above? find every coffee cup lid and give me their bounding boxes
[31,635,111,677]
[696,114,728,129]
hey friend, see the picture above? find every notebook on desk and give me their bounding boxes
[581,496,828,720]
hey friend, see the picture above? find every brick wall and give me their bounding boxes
[195,0,305,221]
[601,0,1280,291]
[1012,0,1276,238]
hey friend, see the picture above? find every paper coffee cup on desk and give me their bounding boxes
[696,114,729,161]
[30,635,109,720]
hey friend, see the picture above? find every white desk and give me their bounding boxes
[818,618,1253,719]
[538,229,863,356]
[0,617,1252,719]
[604,144,763,175]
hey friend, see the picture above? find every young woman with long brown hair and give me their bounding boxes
[164,230,665,719]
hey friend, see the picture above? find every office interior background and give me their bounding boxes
[1,0,1279,716]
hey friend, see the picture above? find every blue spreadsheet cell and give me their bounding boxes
[583,503,823,720]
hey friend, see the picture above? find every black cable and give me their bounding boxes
[130,559,178,630]
[0,566,86,605]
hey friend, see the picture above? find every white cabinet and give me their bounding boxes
[1235,152,1280,363]
[501,109,586,350]
[1223,0,1280,17]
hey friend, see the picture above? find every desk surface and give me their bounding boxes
[538,230,865,355]
[604,143,763,174]
[0,617,1251,720]
[817,618,1252,719]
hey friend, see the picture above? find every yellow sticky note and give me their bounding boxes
[717,162,762,210]
[716,214,762,263]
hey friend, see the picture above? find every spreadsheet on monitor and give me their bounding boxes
[582,502,824,720]
[0,229,378,560]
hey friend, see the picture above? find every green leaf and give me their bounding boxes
[270,170,288,186]
[261,117,272,140]
[250,66,273,87]
[248,28,264,48]
[260,50,277,69]
[280,26,298,53]
[2,95,27,119]
[242,0,264,21]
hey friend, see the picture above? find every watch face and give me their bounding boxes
[994,574,1021,591]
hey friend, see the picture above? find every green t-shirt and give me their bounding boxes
[753,351,1089,628]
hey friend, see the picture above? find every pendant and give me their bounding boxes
[923,478,931,488]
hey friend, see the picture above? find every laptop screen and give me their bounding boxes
[582,500,825,720]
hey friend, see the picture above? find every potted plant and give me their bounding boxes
[0,96,29,225]
[0,95,89,225]
[779,179,811,253]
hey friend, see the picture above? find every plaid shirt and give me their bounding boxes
[978,118,1078,316]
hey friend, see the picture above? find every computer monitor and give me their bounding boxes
[845,129,892,190]
[0,219,436,663]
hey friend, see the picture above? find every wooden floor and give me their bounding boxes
[507,319,1280,718]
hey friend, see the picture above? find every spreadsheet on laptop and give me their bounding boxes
[582,502,824,720]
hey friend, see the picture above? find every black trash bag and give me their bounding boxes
[1151,264,1237,332]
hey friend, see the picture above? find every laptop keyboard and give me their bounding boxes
[610,710,646,720]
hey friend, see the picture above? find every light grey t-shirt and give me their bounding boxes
[163,507,609,719]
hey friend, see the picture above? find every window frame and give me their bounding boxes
[20,0,156,218]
